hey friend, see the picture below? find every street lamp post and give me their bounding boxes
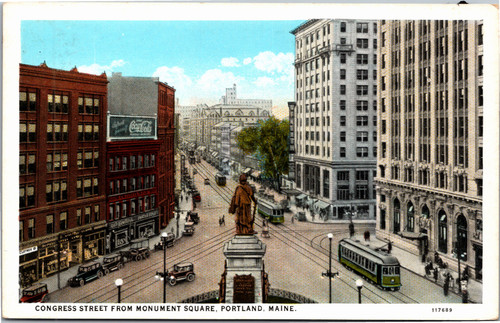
[356,279,363,304]
[115,278,123,303]
[322,233,338,303]
[155,232,168,303]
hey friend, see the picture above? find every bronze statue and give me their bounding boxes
[229,174,257,235]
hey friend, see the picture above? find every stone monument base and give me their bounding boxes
[220,235,267,303]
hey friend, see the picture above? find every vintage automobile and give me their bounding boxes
[204,178,210,185]
[187,211,200,224]
[19,283,49,303]
[68,261,104,287]
[166,262,195,286]
[192,190,201,202]
[119,238,151,262]
[183,222,195,236]
[102,254,125,275]
[154,232,175,250]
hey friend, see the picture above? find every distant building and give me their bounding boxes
[19,63,108,287]
[376,20,483,280]
[220,84,272,111]
[290,19,378,220]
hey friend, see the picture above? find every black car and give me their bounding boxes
[68,262,104,287]
[102,254,125,275]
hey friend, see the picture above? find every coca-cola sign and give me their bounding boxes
[109,115,156,139]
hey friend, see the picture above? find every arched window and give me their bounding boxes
[249,111,255,116]
[420,204,430,234]
[456,214,467,261]
[393,198,400,233]
[224,111,230,117]
[262,111,269,116]
[407,202,415,232]
[438,210,447,253]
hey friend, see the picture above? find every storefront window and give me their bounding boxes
[438,210,448,253]
[407,202,415,232]
[393,198,401,233]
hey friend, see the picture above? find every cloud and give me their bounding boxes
[253,76,276,87]
[196,69,244,94]
[221,57,240,67]
[243,57,253,65]
[153,66,193,90]
[252,51,294,74]
[77,59,126,75]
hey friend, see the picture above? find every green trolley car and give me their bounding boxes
[214,173,226,186]
[257,196,285,224]
[338,238,401,291]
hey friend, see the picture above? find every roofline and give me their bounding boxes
[290,19,321,35]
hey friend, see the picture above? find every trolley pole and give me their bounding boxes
[322,233,338,303]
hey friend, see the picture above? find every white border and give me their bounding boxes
[3,2,499,320]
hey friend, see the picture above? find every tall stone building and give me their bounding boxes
[375,20,483,280]
[290,19,378,219]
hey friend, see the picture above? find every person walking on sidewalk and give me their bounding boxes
[349,222,355,238]
[387,241,392,254]
[443,276,450,296]
[434,267,439,283]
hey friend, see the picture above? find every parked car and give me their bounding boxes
[154,232,175,250]
[183,222,195,236]
[204,178,210,185]
[102,254,125,275]
[19,283,49,303]
[187,211,200,224]
[119,238,151,262]
[166,262,195,286]
[68,262,104,287]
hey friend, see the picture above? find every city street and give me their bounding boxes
[46,158,462,304]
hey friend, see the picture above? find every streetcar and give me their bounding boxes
[214,173,227,186]
[257,196,285,224]
[338,238,401,291]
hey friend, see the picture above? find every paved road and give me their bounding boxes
[46,158,461,304]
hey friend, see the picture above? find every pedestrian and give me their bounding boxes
[387,241,392,254]
[434,267,439,282]
[291,215,295,224]
[462,290,469,303]
[443,277,449,296]
[349,222,355,238]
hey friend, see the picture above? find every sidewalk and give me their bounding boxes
[351,233,482,304]
[30,191,193,298]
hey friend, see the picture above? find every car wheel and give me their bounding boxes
[97,271,104,279]
[118,263,124,270]
[187,273,195,282]
[104,268,110,275]
[135,254,142,261]
[79,279,85,287]
[169,278,177,286]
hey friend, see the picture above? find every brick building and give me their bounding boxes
[19,63,108,287]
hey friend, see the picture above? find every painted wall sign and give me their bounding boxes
[109,115,157,139]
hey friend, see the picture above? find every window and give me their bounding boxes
[46,180,67,203]
[78,123,99,141]
[60,211,67,230]
[19,221,24,242]
[19,90,37,112]
[340,85,346,95]
[20,122,36,143]
[340,100,346,110]
[323,170,330,198]
[340,53,347,64]
[356,100,368,111]
[340,147,346,157]
[356,131,368,142]
[357,85,368,95]
[85,206,92,224]
[356,54,368,64]
[357,147,369,157]
[28,218,35,239]
[338,171,349,181]
[340,131,346,142]
[357,70,368,80]
[357,23,368,33]
[337,185,350,200]
[339,69,346,80]
[356,185,369,199]
[340,22,346,32]
[356,116,368,126]
[340,116,346,126]
[78,95,100,114]
[46,214,54,234]
[48,92,69,113]
[20,153,36,175]
[357,38,369,48]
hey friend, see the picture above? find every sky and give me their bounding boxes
[21,20,302,119]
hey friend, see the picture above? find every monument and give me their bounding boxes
[219,174,269,303]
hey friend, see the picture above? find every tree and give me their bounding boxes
[236,116,289,192]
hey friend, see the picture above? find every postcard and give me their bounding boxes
[2,1,499,321]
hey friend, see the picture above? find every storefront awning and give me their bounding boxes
[400,231,428,240]
[314,200,330,210]
[296,194,307,201]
